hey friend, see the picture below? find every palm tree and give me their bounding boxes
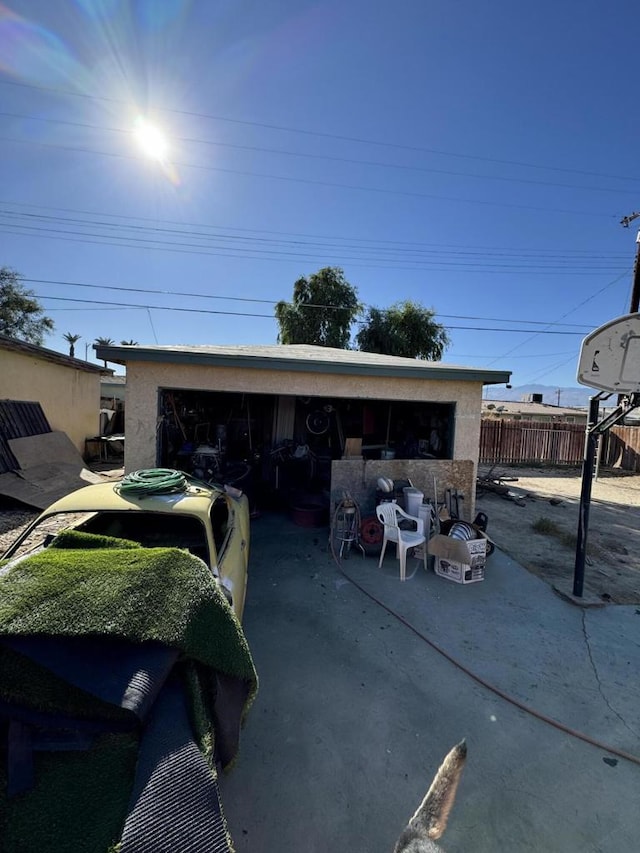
[94,336,115,368]
[63,332,81,358]
[120,339,138,345]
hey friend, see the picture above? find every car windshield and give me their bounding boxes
[6,510,210,565]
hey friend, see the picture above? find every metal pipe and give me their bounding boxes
[573,396,600,597]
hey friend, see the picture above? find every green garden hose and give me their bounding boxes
[115,468,189,496]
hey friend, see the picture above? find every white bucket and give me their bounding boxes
[418,502,435,534]
[403,487,424,517]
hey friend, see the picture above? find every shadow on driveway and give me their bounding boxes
[222,513,640,852]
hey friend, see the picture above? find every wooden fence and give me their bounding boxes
[480,419,640,470]
[601,426,640,472]
[0,400,52,474]
[479,420,586,466]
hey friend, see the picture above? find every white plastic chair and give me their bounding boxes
[376,500,427,581]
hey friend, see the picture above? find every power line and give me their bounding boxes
[2,77,639,184]
[0,210,624,262]
[46,306,126,311]
[1,220,626,274]
[11,223,502,272]
[435,314,589,329]
[22,276,594,328]
[1,208,626,263]
[24,277,322,309]
[38,294,274,319]
[35,294,588,333]
[146,307,158,344]
[0,203,626,266]
[451,351,577,359]
[0,135,618,220]
[485,268,631,366]
[0,199,626,257]
[1,111,636,196]
[522,354,581,385]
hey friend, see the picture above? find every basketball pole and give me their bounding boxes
[573,390,640,597]
[576,290,640,597]
[573,396,600,597]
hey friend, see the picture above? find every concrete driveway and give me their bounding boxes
[222,513,640,852]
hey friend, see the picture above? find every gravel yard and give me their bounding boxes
[476,464,640,604]
[0,465,124,556]
[0,508,38,553]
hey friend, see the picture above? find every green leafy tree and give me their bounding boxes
[355,301,450,360]
[275,267,361,349]
[120,339,138,345]
[94,336,115,368]
[63,332,81,358]
[0,266,54,345]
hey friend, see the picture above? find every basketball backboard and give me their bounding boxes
[577,313,640,393]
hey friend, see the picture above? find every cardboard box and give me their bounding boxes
[428,530,488,584]
[343,437,363,459]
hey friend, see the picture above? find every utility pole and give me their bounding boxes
[631,230,640,313]
[618,214,640,406]
[620,212,640,313]
[556,389,561,406]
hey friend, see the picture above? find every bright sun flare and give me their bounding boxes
[134,117,169,161]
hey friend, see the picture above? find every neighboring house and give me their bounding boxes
[96,342,510,517]
[482,399,588,425]
[0,334,108,456]
[101,374,126,409]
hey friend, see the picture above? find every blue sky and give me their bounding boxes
[1,0,638,390]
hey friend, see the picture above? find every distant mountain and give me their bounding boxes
[485,384,592,408]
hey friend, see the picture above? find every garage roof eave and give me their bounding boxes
[96,344,511,384]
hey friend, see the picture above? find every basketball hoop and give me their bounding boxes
[577,313,640,394]
[574,313,640,598]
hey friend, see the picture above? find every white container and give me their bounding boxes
[403,487,424,517]
[418,502,435,534]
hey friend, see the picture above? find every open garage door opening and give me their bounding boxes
[158,388,455,515]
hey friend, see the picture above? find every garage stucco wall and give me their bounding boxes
[331,459,476,520]
[1,349,100,456]
[123,360,484,473]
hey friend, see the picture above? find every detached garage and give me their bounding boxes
[96,343,510,519]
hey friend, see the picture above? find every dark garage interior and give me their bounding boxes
[158,388,455,513]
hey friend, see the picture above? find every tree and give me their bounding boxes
[120,339,138,345]
[94,336,115,368]
[63,332,81,358]
[355,301,450,360]
[275,267,361,349]
[0,266,54,345]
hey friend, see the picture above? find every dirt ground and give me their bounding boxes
[476,464,640,605]
[0,465,124,556]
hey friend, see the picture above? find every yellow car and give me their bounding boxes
[1,468,251,622]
